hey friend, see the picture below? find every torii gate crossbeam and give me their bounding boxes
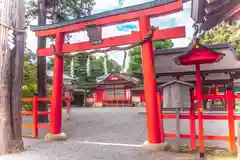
[30,0,186,148]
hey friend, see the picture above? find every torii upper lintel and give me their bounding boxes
[30,0,182,37]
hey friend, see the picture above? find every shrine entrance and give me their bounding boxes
[30,0,185,147]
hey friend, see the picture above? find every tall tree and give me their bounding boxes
[75,55,89,81]
[200,22,240,55]
[26,0,96,22]
[47,0,95,22]
[0,0,25,154]
[71,55,121,85]
[128,40,174,73]
[37,0,48,122]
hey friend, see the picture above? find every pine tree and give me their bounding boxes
[104,53,108,75]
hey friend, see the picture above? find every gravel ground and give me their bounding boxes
[0,107,237,160]
[0,139,195,160]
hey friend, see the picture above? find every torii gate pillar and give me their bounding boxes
[140,16,167,150]
[44,33,67,141]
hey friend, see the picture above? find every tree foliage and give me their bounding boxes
[74,55,122,84]
[127,40,174,73]
[25,0,96,24]
[22,51,37,110]
[22,52,55,110]
[200,22,240,55]
[23,51,37,87]
[48,0,95,22]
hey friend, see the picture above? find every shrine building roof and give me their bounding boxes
[133,44,240,85]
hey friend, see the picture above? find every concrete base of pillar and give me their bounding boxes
[44,132,68,141]
[142,141,169,151]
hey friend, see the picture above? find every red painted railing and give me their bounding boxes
[21,95,51,138]
[159,92,240,153]
[103,99,132,107]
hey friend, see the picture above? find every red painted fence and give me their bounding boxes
[21,92,73,138]
[103,99,132,107]
[21,91,240,151]
[158,91,240,153]
[21,95,51,138]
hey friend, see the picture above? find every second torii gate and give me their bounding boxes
[30,0,186,150]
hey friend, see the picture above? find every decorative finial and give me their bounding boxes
[192,38,200,48]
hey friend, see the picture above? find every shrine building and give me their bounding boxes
[86,73,145,107]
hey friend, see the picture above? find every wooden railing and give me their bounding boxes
[103,99,132,107]
[21,95,51,138]
[158,92,239,153]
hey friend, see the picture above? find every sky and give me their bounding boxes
[26,0,194,71]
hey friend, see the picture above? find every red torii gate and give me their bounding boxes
[30,0,186,148]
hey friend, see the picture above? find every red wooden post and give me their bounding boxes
[124,88,126,107]
[226,87,237,153]
[129,89,132,107]
[66,89,71,120]
[139,15,161,143]
[124,88,126,99]
[195,64,205,157]
[66,100,71,120]
[114,84,116,100]
[33,93,38,138]
[215,87,218,95]
[51,32,64,134]
[190,89,196,151]
[157,90,164,143]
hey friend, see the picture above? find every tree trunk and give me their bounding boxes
[0,0,24,154]
[37,0,48,123]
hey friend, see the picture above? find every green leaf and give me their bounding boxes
[127,40,174,73]
[200,22,240,55]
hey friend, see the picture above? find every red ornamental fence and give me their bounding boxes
[21,94,72,138]
[103,99,132,107]
[21,95,51,138]
[21,91,240,153]
[157,90,240,153]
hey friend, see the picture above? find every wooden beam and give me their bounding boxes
[37,26,185,56]
[31,0,177,32]
[152,26,186,40]
[63,31,140,54]
[34,0,182,37]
